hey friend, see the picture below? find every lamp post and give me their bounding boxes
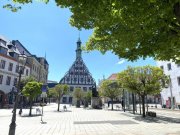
[9,53,27,135]
[41,83,47,123]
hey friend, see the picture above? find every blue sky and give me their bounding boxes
[0,1,156,83]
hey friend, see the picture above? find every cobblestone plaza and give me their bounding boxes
[0,103,180,135]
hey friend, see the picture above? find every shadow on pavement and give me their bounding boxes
[53,110,72,113]
[21,114,42,117]
[41,121,47,124]
[122,112,180,123]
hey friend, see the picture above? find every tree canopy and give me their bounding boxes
[117,65,168,117]
[22,81,42,99]
[73,88,84,100]
[118,66,168,96]
[3,1,180,62]
[57,0,180,63]
[22,81,42,116]
[52,84,69,111]
[99,80,122,100]
[99,80,122,110]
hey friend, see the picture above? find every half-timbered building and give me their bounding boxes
[59,38,96,104]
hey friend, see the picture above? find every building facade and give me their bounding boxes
[59,38,96,104]
[0,36,30,108]
[157,61,180,108]
[0,35,49,108]
[13,40,49,83]
[104,73,160,108]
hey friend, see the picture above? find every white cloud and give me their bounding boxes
[117,60,125,65]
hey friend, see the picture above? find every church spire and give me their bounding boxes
[76,37,82,58]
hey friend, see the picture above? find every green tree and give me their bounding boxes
[18,76,35,114]
[99,80,122,110]
[22,81,42,116]
[118,66,168,117]
[57,1,180,63]
[73,88,84,108]
[53,84,69,111]
[83,91,92,107]
[3,1,180,62]
[19,76,35,90]
[47,87,56,104]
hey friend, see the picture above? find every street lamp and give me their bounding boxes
[9,53,27,135]
[40,83,47,123]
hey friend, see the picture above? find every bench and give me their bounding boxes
[146,111,156,117]
[36,108,41,115]
[116,105,121,110]
[63,105,67,111]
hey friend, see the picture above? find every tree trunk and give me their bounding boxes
[49,97,50,104]
[57,96,60,111]
[76,100,80,108]
[111,98,113,110]
[139,95,141,115]
[135,94,137,113]
[141,95,145,117]
[132,93,135,114]
[146,95,148,113]
[123,89,125,112]
[29,99,32,116]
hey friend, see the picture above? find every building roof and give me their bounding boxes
[48,80,58,83]
[12,40,32,56]
[107,73,118,80]
[59,39,96,86]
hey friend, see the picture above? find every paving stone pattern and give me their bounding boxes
[0,103,180,135]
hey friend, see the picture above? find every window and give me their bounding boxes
[70,86,74,91]
[6,76,11,85]
[70,72,73,75]
[0,39,6,46]
[177,77,180,86]
[14,78,17,86]
[21,68,24,75]
[62,97,67,103]
[66,77,70,82]
[0,46,8,55]
[0,60,6,69]
[26,69,29,76]
[89,87,92,90]
[81,78,83,82]
[8,63,13,71]
[0,75,3,84]
[87,78,90,82]
[160,66,164,70]
[74,78,77,82]
[69,97,72,103]
[167,63,171,70]
[75,72,78,75]
[83,87,87,91]
[15,65,19,73]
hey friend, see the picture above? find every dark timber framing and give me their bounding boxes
[59,38,96,88]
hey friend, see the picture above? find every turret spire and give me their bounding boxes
[76,37,82,58]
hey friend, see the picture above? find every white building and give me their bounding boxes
[157,61,180,108]
[13,40,49,83]
[0,36,30,108]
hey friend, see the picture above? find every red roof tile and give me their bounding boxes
[107,73,118,80]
